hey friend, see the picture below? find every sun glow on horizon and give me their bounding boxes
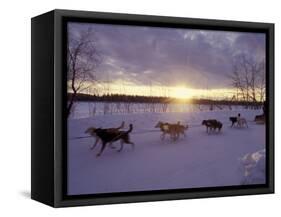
[70,80,242,101]
[170,87,194,99]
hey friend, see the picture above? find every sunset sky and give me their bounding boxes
[68,22,266,100]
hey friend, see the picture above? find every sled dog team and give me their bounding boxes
[85,113,249,157]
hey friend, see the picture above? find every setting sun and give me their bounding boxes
[75,81,241,101]
[170,87,193,99]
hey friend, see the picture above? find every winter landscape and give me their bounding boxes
[67,22,266,195]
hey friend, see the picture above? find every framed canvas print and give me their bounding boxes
[31,9,274,207]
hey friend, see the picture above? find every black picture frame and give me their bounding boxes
[31,9,274,207]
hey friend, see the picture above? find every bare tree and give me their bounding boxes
[257,60,266,102]
[229,54,265,105]
[248,58,265,102]
[67,26,100,117]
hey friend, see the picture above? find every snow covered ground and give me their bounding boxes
[67,106,266,195]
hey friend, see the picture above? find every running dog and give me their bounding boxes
[86,124,134,157]
[155,121,176,141]
[229,117,238,127]
[202,119,223,133]
[176,121,189,138]
[85,121,125,150]
[155,121,188,141]
[255,114,265,124]
[238,118,248,128]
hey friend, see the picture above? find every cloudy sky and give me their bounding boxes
[68,22,265,99]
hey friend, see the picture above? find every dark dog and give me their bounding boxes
[229,117,238,127]
[255,114,265,124]
[91,124,134,157]
[85,121,125,150]
[202,119,223,133]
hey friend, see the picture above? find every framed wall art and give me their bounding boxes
[31,9,274,207]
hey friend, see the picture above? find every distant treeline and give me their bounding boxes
[68,93,264,106]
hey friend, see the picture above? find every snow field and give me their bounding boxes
[68,108,265,195]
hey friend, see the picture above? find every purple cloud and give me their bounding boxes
[68,22,266,89]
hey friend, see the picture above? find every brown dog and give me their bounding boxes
[155,121,188,141]
[202,119,222,133]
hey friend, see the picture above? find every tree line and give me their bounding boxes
[68,92,263,107]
